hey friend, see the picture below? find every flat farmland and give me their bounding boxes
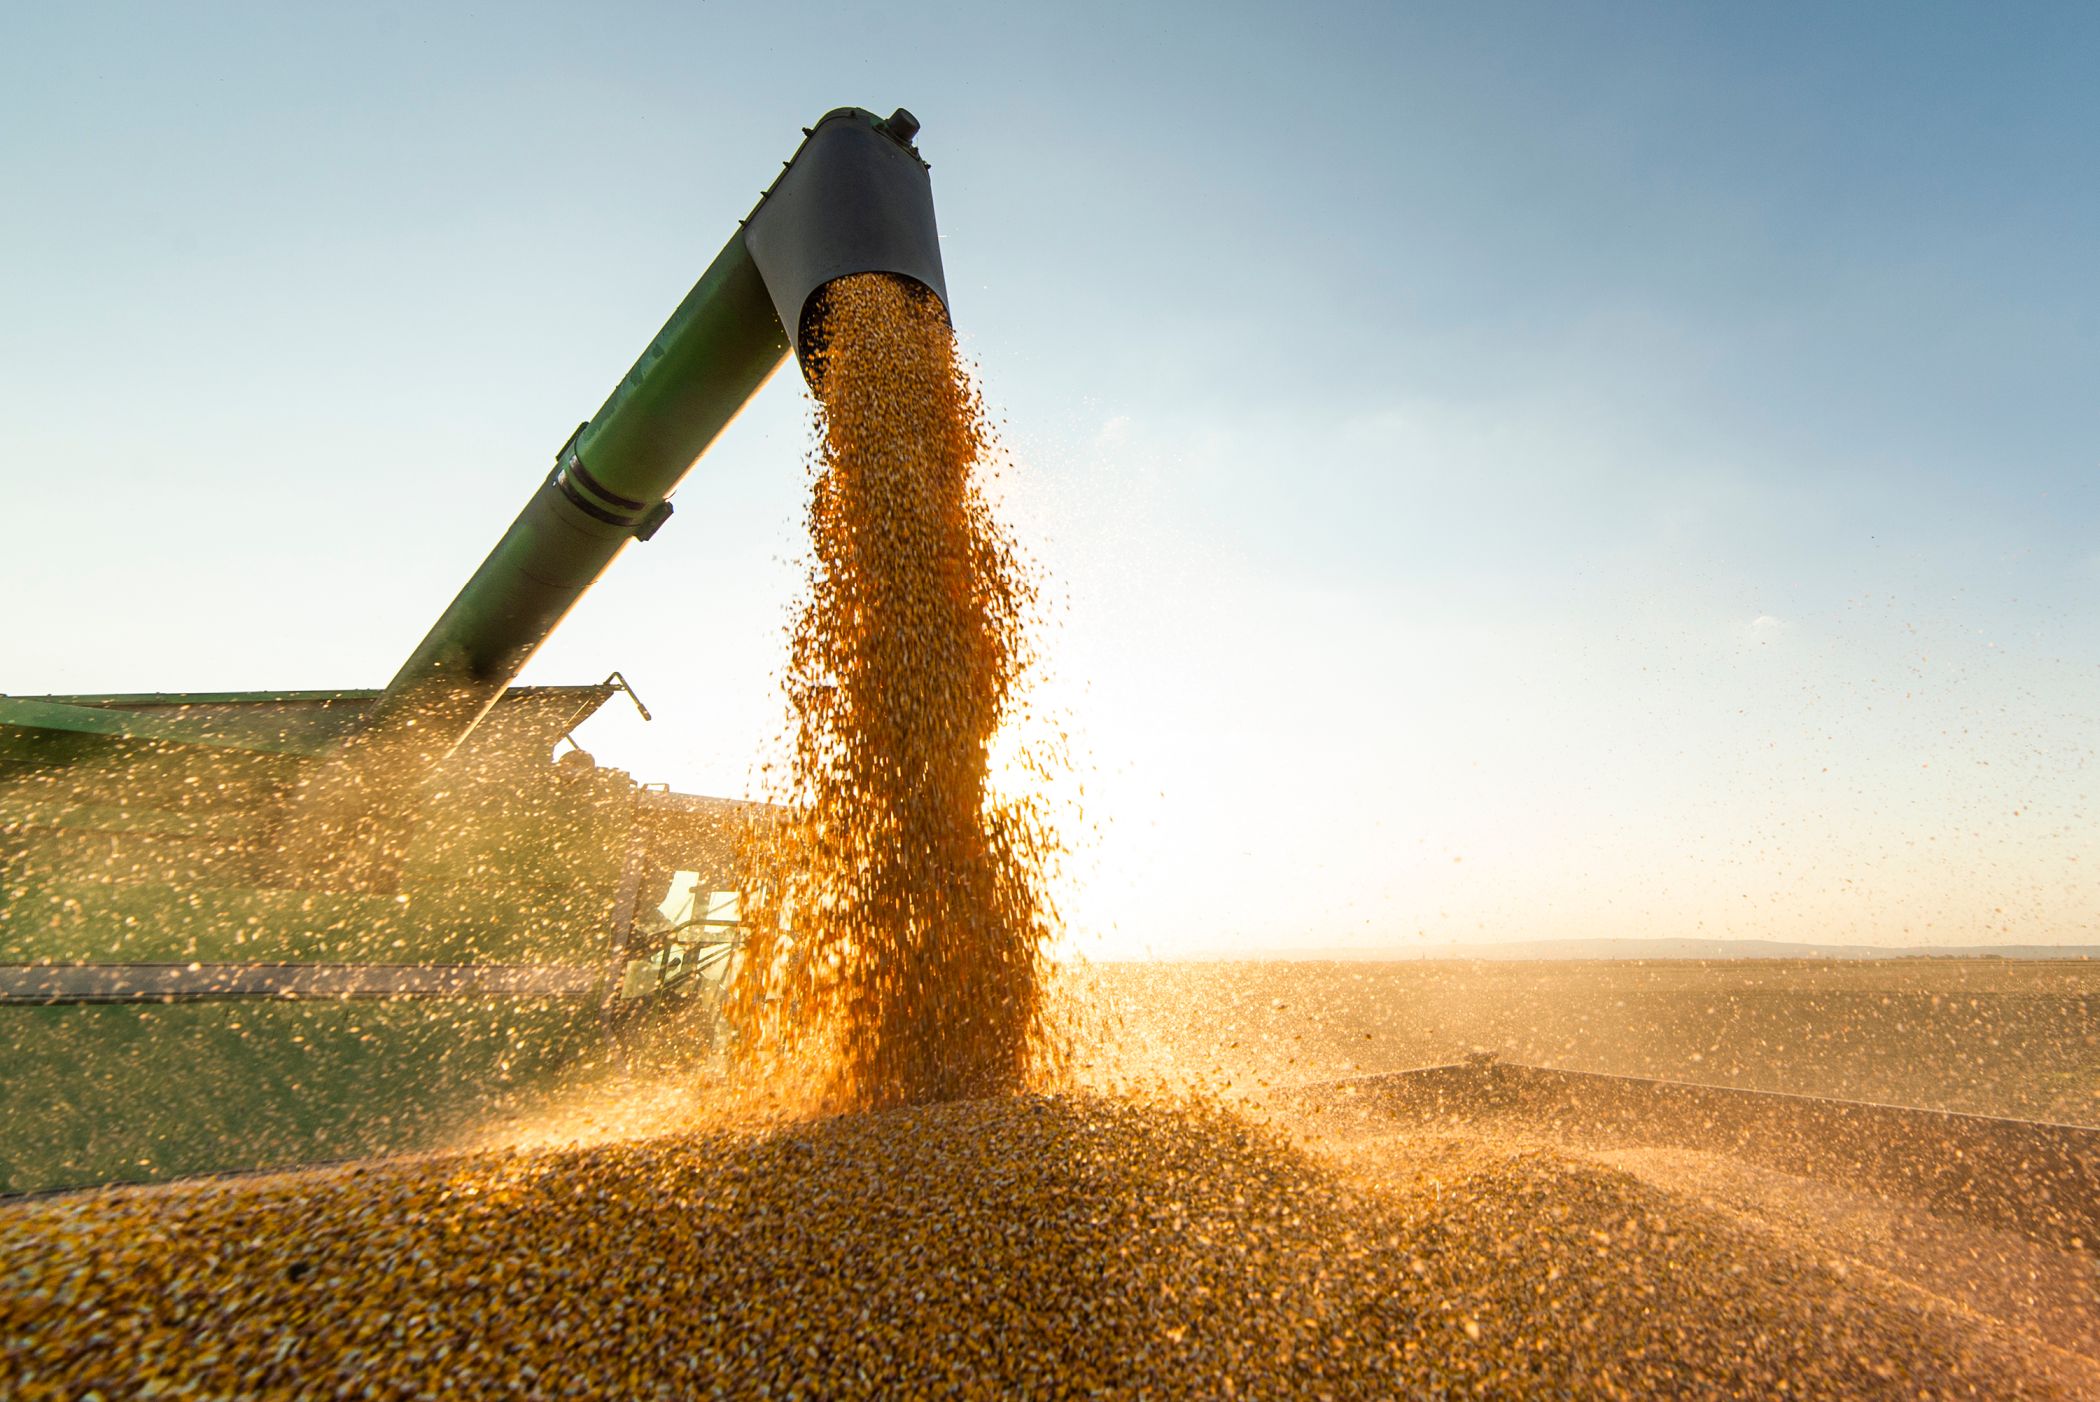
[1095,959,2100,1126]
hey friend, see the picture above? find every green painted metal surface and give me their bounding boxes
[573,232,792,503]
[365,233,791,759]
[0,695,319,756]
[0,999,610,1194]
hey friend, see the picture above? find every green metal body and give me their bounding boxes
[1,686,745,1191]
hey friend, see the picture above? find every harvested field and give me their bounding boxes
[1100,958,2100,1125]
[5,1092,2092,1399]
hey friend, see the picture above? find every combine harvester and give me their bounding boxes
[0,107,948,1193]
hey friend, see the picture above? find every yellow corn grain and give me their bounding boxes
[727,273,1062,1113]
[0,1093,2076,1398]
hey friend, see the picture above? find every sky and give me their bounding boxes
[2,2,2094,956]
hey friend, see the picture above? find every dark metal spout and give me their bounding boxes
[742,106,950,373]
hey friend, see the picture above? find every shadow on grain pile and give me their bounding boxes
[5,1091,2094,1398]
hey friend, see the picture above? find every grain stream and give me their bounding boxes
[727,273,1063,1113]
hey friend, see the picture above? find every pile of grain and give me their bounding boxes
[728,273,1063,1113]
[1,1093,2075,1398]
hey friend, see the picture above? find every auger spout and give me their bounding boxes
[363,106,946,764]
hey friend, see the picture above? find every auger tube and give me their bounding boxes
[363,106,946,763]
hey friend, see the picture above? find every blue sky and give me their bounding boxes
[3,2,2094,953]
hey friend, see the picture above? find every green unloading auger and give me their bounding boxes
[361,106,948,764]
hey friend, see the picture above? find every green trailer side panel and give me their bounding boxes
[0,999,610,1194]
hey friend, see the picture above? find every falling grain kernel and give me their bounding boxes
[725,273,1064,1113]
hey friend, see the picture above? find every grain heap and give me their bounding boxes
[727,272,1063,1112]
[2,1093,2082,1398]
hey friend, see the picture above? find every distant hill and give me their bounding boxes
[1185,938,2100,963]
